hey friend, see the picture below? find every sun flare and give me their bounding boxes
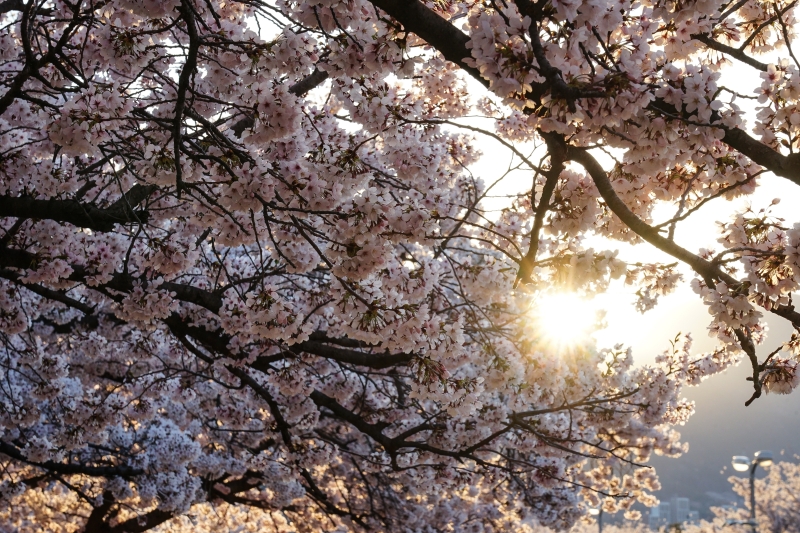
[532,292,599,350]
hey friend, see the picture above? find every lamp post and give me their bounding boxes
[731,451,773,533]
[589,507,603,533]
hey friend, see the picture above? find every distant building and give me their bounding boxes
[659,501,671,521]
[671,497,690,524]
[647,497,697,530]
[648,502,670,530]
[648,506,662,530]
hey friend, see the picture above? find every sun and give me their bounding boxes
[531,292,599,350]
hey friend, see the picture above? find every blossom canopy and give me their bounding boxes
[2,0,800,531]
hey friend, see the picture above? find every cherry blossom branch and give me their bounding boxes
[514,0,608,109]
[0,184,155,232]
[563,143,797,403]
[400,118,544,173]
[0,441,144,478]
[515,138,564,286]
[717,0,750,22]
[739,1,797,51]
[0,268,94,314]
[173,0,201,196]
[720,128,800,187]
[775,2,800,70]
[365,0,487,85]
[0,251,417,372]
[229,68,330,137]
[511,388,642,418]
[653,173,760,232]
[287,341,415,369]
[691,34,769,71]
[0,0,22,14]
[104,509,174,533]
[564,142,742,284]
[0,1,83,115]
[369,0,800,192]
[734,328,764,406]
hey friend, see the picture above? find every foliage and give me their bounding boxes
[2,0,800,531]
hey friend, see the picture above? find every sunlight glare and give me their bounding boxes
[532,292,599,350]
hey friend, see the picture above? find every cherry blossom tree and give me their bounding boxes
[3,0,800,531]
[716,460,800,533]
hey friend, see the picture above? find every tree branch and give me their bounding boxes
[173,0,200,195]
[0,441,143,478]
[230,68,331,137]
[692,34,769,71]
[0,185,155,232]
[516,135,566,286]
[0,268,94,313]
[365,0,486,85]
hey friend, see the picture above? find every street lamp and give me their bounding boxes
[589,507,603,533]
[731,451,773,533]
[725,519,757,528]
